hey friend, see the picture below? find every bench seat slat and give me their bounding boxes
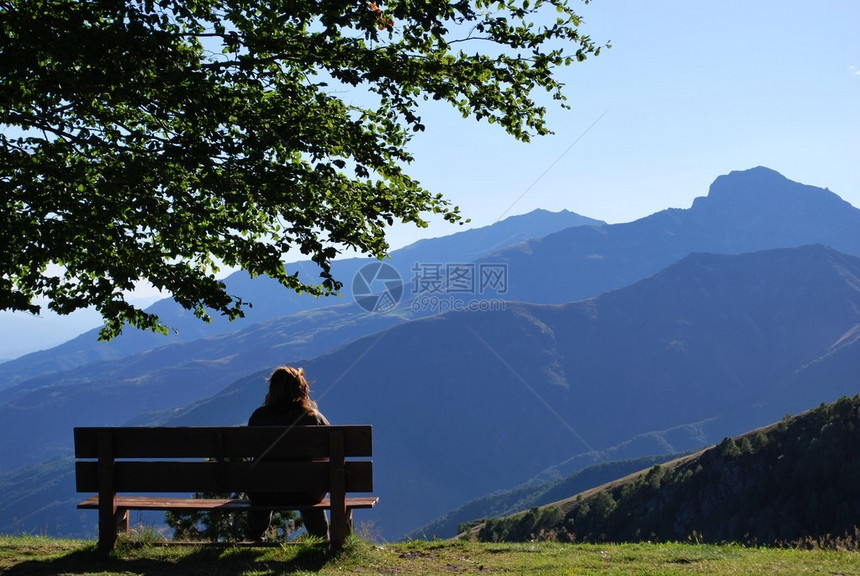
[76,495,380,511]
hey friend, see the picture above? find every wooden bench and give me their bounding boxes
[74,426,378,550]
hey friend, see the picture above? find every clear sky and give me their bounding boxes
[1,0,859,360]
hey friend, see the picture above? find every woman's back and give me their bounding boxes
[248,403,329,427]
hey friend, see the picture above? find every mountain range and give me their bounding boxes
[0,209,603,387]
[7,165,860,390]
[1,167,859,541]
[3,167,860,474]
[492,166,860,304]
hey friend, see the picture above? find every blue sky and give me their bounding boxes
[1,0,859,360]
[397,0,860,242]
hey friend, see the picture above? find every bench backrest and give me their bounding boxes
[74,426,373,494]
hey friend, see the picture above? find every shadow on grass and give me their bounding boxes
[3,542,340,575]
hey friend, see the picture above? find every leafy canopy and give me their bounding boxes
[0,0,604,339]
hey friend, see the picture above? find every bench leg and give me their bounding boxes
[97,507,128,551]
[329,508,356,550]
[97,515,117,552]
[329,509,347,550]
[98,502,117,551]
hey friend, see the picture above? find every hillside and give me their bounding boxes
[409,418,745,540]
[475,395,860,545]
[406,454,681,540]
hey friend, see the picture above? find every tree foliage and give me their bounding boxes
[0,0,604,338]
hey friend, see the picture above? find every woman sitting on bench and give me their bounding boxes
[247,366,331,541]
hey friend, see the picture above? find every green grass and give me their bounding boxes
[1,535,859,575]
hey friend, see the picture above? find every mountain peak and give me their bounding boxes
[690,166,849,213]
[718,165,789,184]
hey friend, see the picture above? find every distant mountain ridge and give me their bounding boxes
[3,166,857,402]
[491,166,860,304]
[0,209,602,385]
[9,165,858,384]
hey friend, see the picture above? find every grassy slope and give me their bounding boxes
[1,536,859,575]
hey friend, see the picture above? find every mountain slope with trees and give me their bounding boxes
[407,454,681,540]
[476,395,860,545]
